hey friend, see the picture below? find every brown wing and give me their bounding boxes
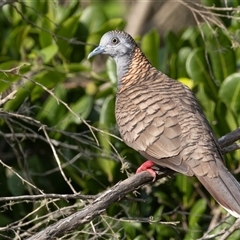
[116,73,220,177]
[116,84,181,156]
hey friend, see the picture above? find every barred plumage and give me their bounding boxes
[88,30,240,218]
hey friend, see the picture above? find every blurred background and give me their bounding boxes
[0,0,240,239]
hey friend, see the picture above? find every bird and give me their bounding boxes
[88,30,240,218]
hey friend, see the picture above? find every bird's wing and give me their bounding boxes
[116,75,220,176]
[116,76,184,158]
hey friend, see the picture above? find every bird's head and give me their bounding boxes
[88,30,137,60]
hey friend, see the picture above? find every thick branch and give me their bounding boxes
[27,170,169,240]
[218,127,240,148]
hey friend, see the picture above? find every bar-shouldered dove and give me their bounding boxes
[88,30,240,218]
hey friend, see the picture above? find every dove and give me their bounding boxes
[88,30,240,218]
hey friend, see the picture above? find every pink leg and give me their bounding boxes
[136,160,156,180]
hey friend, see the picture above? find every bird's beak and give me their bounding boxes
[88,46,106,59]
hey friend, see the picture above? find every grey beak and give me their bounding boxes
[88,46,106,59]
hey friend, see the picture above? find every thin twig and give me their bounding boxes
[219,218,240,240]
[42,126,77,194]
[0,90,17,106]
[0,193,95,202]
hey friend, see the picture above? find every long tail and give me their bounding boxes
[197,162,240,218]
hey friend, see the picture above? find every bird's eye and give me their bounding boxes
[111,37,119,45]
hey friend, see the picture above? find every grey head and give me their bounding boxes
[88,30,137,79]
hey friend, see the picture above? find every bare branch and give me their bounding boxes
[42,126,77,194]
[219,128,240,148]
[0,90,17,106]
[221,142,240,155]
[219,218,240,240]
[26,170,171,239]
[0,193,95,202]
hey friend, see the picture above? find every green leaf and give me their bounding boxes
[99,95,116,126]
[177,47,192,78]
[38,44,58,63]
[186,48,208,83]
[96,18,125,35]
[165,33,178,78]
[232,0,240,7]
[38,1,56,47]
[7,172,25,196]
[56,15,80,58]
[31,70,65,101]
[186,48,218,101]
[56,0,80,24]
[7,25,31,55]
[202,25,236,81]
[4,68,64,114]
[219,73,240,114]
[97,95,116,182]
[58,95,93,130]
[0,61,22,93]
[202,0,222,7]
[39,18,53,48]
[165,31,179,54]
[80,5,107,33]
[141,29,160,68]
[180,27,200,48]
[176,175,194,208]
[86,33,101,57]
[189,199,206,227]
[169,53,178,79]
[36,83,67,123]
[106,57,117,86]
[56,63,90,73]
[3,81,35,111]
[95,82,113,99]
[158,46,168,73]
[184,198,207,240]
[214,100,233,136]
[122,221,141,239]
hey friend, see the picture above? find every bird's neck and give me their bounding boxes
[114,49,135,81]
[115,47,157,92]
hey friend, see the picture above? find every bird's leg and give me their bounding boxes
[136,160,156,181]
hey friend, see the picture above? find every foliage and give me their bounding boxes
[0,0,240,239]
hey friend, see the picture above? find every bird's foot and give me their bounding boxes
[136,160,156,181]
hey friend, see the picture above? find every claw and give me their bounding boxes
[136,160,156,181]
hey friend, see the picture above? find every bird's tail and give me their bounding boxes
[197,162,240,218]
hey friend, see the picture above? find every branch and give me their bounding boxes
[0,193,95,202]
[26,170,167,240]
[218,127,240,148]
[219,218,240,240]
[0,90,17,106]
